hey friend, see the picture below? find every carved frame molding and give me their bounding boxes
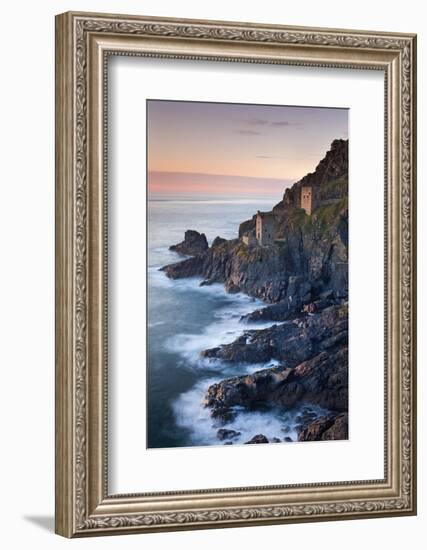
[55,11,416,537]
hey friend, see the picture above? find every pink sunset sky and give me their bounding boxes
[147,100,348,198]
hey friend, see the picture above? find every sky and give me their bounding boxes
[147,100,348,198]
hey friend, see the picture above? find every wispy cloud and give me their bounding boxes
[235,118,297,137]
[240,118,295,127]
[236,130,262,136]
[255,151,322,160]
[271,121,292,127]
[255,154,289,159]
[244,118,269,126]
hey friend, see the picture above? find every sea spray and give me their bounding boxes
[172,377,328,447]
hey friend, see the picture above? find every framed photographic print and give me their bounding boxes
[55,11,417,537]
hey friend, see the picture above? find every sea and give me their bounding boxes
[147,195,325,448]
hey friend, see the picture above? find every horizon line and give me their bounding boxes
[148,170,292,184]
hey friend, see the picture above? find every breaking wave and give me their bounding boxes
[163,283,280,371]
[172,377,327,447]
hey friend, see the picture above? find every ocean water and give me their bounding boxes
[147,196,324,448]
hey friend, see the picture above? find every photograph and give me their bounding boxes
[147,100,349,449]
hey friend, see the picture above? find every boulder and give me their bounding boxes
[245,434,269,444]
[210,407,236,425]
[216,428,241,441]
[298,413,348,441]
[169,230,208,256]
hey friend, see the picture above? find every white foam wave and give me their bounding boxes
[163,292,281,372]
[148,268,260,307]
[148,321,166,328]
[172,378,327,447]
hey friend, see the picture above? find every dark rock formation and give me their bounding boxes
[161,254,205,278]
[210,407,237,425]
[241,296,335,323]
[203,304,348,418]
[212,236,227,248]
[241,300,302,323]
[296,407,318,425]
[321,412,348,440]
[162,225,348,304]
[169,230,208,256]
[273,138,348,215]
[239,217,256,238]
[216,428,241,441]
[204,344,347,414]
[202,303,348,366]
[298,413,348,441]
[245,434,269,444]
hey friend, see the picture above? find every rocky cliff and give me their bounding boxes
[162,139,349,443]
[273,138,348,215]
[162,139,348,309]
[203,303,348,414]
[169,229,208,256]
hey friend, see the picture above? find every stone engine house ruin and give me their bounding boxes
[241,186,314,247]
[300,186,313,215]
[255,211,277,246]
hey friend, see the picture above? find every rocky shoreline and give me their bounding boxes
[160,139,349,444]
[202,303,348,443]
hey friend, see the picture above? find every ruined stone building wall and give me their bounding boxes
[301,186,312,215]
[256,213,276,245]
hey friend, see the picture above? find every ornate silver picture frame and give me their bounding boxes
[55,11,417,537]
